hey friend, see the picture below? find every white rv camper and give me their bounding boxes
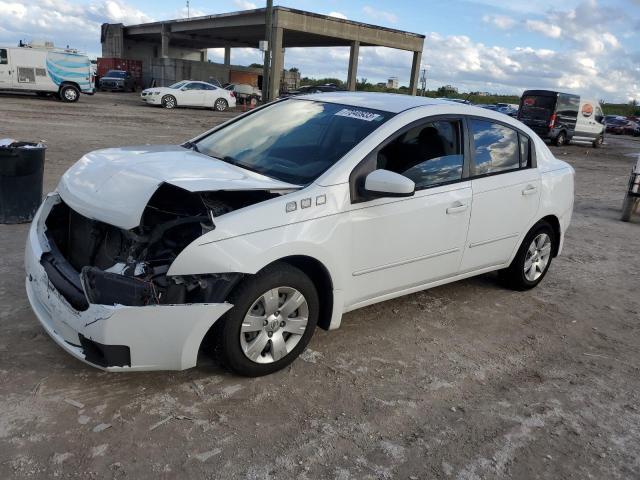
[0,44,94,102]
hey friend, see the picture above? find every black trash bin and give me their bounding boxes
[0,141,46,224]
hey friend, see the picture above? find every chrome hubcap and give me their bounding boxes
[165,97,175,107]
[215,99,226,110]
[65,89,77,101]
[240,287,308,364]
[524,233,552,281]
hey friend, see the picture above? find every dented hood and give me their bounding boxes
[57,145,299,229]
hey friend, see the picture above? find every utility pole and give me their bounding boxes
[420,68,427,96]
[261,0,273,102]
[186,0,190,18]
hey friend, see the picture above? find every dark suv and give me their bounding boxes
[99,70,136,92]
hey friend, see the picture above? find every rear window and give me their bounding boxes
[520,95,556,120]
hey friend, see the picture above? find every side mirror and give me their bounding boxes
[363,169,415,198]
[181,87,188,91]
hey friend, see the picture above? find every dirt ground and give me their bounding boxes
[1,92,639,480]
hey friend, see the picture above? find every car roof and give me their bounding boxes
[292,92,460,113]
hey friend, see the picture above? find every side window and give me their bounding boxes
[378,120,464,189]
[519,134,530,168]
[470,119,519,175]
[184,83,200,90]
[0,49,7,65]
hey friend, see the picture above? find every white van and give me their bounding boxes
[518,90,605,147]
[0,45,94,102]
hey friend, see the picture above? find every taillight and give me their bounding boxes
[549,113,557,128]
[229,91,236,97]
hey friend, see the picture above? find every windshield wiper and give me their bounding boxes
[182,141,200,153]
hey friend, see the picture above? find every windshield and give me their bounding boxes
[520,95,556,121]
[194,99,392,184]
[169,81,188,89]
[105,71,126,78]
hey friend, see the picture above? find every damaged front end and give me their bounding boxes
[25,184,287,371]
[43,183,283,309]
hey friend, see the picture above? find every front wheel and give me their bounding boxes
[162,95,177,109]
[59,85,80,102]
[621,194,639,222]
[215,263,319,377]
[214,98,228,111]
[593,135,604,148]
[499,222,555,291]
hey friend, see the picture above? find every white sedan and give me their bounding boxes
[25,93,574,377]
[141,80,236,111]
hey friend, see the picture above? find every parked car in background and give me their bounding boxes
[141,80,236,111]
[518,90,605,147]
[99,70,136,92]
[280,84,344,97]
[25,93,574,377]
[224,83,262,102]
[0,44,94,102]
[605,117,630,135]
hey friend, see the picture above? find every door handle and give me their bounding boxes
[446,202,468,214]
[522,185,538,196]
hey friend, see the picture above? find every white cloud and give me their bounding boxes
[0,0,151,55]
[482,14,516,30]
[232,0,257,10]
[362,5,398,24]
[525,20,562,38]
[328,11,348,20]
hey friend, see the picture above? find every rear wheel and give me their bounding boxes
[500,222,555,290]
[59,85,80,102]
[215,263,319,377]
[214,98,228,111]
[162,95,177,109]
[553,131,566,146]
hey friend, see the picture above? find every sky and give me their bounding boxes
[1,0,639,102]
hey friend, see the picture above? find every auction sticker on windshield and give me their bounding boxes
[335,108,382,122]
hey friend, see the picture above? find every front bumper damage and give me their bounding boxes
[25,194,233,371]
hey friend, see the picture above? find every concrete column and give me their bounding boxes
[101,23,124,58]
[409,50,422,96]
[347,41,360,91]
[161,24,170,58]
[224,47,231,66]
[200,49,207,62]
[268,27,284,101]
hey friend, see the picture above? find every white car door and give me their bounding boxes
[347,118,472,306]
[459,119,541,273]
[178,82,205,106]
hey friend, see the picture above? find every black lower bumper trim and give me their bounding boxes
[78,334,131,368]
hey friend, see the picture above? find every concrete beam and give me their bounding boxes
[409,50,422,96]
[346,41,359,91]
[161,24,171,58]
[268,27,284,101]
[275,9,423,52]
[224,47,231,65]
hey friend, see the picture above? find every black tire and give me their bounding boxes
[162,95,177,109]
[499,221,555,291]
[553,131,566,146]
[593,135,604,148]
[621,195,638,222]
[59,84,80,103]
[214,98,228,111]
[214,263,319,377]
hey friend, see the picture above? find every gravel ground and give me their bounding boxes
[1,92,639,480]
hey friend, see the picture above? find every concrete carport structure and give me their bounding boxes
[102,6,425,101]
